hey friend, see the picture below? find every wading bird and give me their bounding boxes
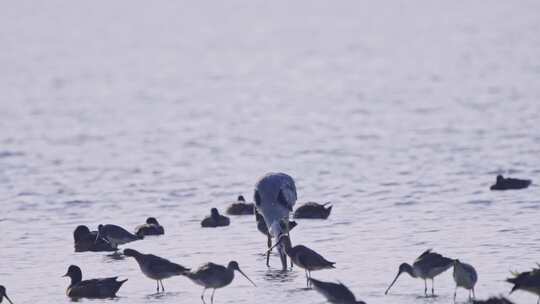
[453,259,478,301]
[63,265,127,298]
[310,278,366,304]
[123,248,189,292]
[254,172,297,270]
[96,224,141,249]
[185,261,256,303]
[385,249,454,296]
[0,286,14,304]
[506,265,540,303]
[255,210,298,267]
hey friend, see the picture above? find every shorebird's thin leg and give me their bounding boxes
[160,280,165,292]
[431,279,435,295]
[156,280,159,293]
[424,280,427,297]
[211,289,216,304]
[472,288,476,299]
[308,271,312,287]
[305,269,309,288]
[536,296,539,304]
[201,288,207,304]
[453,285,457,302]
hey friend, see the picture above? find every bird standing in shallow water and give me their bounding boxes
[293,202,333,219]
[506,265,540,304]
[254,172,297,270]
[269,235,335,287]
[135,217,165,237]
[73,225,116,252]
[310,278,366,304]
[490,174,532,190]
[96,224,142,249]
[185,261,256,304]
[201,208,230,227]
[255,210,298,267]
[453,259,478,301]
[63,265,127,298]
[226,195,255,215]
[123,248,189,292]
[0,285,14,304]
[385,249,454,296]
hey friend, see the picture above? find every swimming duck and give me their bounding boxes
[490,175,531,190]
[135,217,165,237]
[63,265,127,298]
[201,208,230,228]
[507,265,540,303]
[123,248,189,292]
[310,278,366,304]
[0,285,14,304]
[73,225,116,252]
[226,195,255,215]
[96,224,142,249]
[293,202,332,219]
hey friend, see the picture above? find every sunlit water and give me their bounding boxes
[1,1,540,303]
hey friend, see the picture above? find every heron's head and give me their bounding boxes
[73,225,91,241]
[146,217,159,225]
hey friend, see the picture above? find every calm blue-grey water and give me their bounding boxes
[1,1,540,303]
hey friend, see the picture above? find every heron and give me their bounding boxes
[385,249,454,296]
[185,261,256,303]
[0,286,14,304]
[62,265,127,298]
[506,265,540,304]
[453,259,478,301]
[135,217,165,237]
[96,224,142,249]
[123,248,190,292]
[310,278,366,304]
[254,172,297,270]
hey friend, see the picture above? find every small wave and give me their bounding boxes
[467,200,492,206]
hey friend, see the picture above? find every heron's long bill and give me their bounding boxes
[4,293,14,304]
[237,268,257,287]
[384,271,402,295]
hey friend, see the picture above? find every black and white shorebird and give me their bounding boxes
[507,265,540,303]
[310,278,366,304]
[63,265,127,299]
[73,225,116,252]
[293,202,332,219]
[135,217,165,237]
[226,195,255,215]
[123,248,189,292]
[96,224,142,249]
[269,235,335,287]
[385,249,454,296]
[185,261,256,304]
[201,208,230,227]
[490,175,532,190]
[453,259,478,301]
[254,172,297,270]
[0,286,14,304]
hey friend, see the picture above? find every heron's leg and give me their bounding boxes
[290,258,293,270]
[431,279,435,295]
[156,280,159,292]
[211,289,216,304]
[279,249,287,271]
[453,285,457,302]
[160,280,165,292]
[267,235,272,249]
[201,288,207,304]
[305,269,309,288]
[424,280,427,297]
[472,288,476,299]
[308,271,312,287]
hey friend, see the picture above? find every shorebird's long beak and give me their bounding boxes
[384,272,401,295]
[237,268,257,287]
[265,234,286,254]
[4,293,14,304]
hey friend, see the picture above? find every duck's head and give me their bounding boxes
[210,208,220,218]
[0,285,14,304]
[146,217,159,225]
[73,225,91,242]
[496,175,504,183]
[63,265,82,284]
[227,261,256,286]
[238,195,245,202]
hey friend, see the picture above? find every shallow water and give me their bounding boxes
[1,0,540,303]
